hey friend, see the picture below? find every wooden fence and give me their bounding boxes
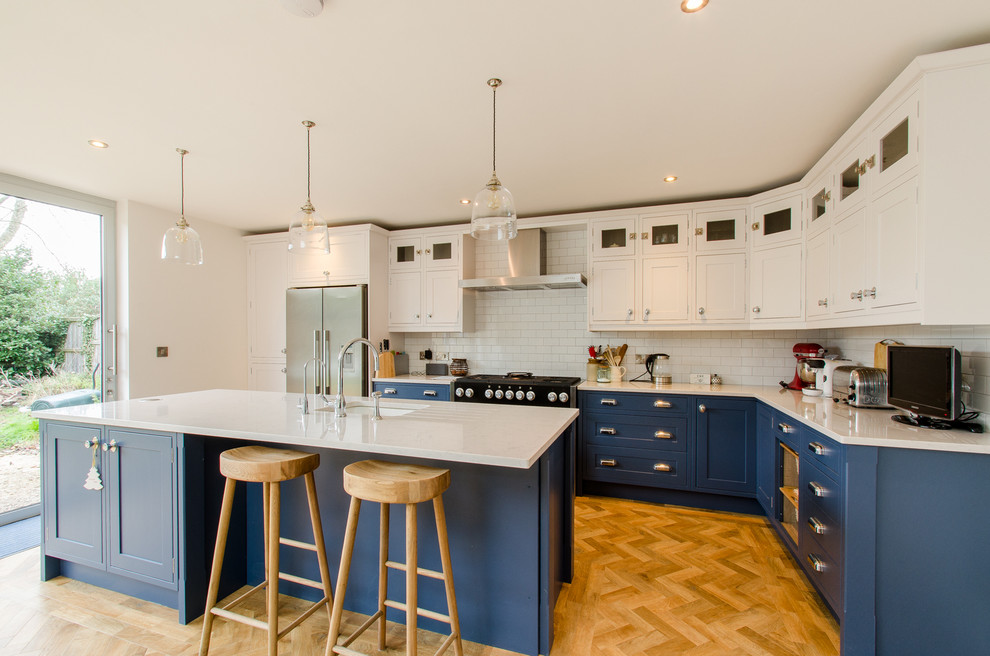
[62,319,101,375]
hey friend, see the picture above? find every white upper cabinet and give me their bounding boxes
[830,205,869,315]
[589,258,637,324]
[868,177,919,310]
[870,90,920,197]
[639,212,690,255]
[642,257,689,323]
[750,193,802,249]
[390,234,461,272]
[590,216,639,258]
[833,134,870,219]
[750,244,803,321]
[806,171,834,238]
[388,236,423,271]
[246,236,288,361]
[424,269,461,326]
[693,207,747,252]
[388,270,424,327]
[386,230,473,332]
[805,231,831,319]
[288,227,370,286]
[695,253,746,323]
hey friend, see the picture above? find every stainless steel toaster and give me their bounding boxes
[832,366,889,407]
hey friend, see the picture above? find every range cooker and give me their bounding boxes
[452,372,580,407]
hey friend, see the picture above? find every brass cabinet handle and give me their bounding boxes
[751,222,760,231]
[600,398,618,406]
[807,553,827,573]
[653,463,672,472]
[698,404,707,413]
[695,227,704,235]
[600,458,617,467]
[864,154,876,170]
[629,232,637,239]
[808,516,827,535]
[654,399,671,408]
[823,190,831,202]
[102,439,118,453]
[808,481,826,497]
[425,248,431,254]
[641,232,649,240]
[778,422,796,434]
[599,427,617,435]
[808,442,826,455]
[654,430,672,439]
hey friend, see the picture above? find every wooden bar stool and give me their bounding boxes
[326,459,463,656]
[200,445,335,656]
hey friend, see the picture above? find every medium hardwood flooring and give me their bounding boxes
[0,496,838,655]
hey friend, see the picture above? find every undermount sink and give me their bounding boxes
[317,401,426,417]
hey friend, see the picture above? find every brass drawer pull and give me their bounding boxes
[808,481,826,497]
[807,553,827,573]
[778,422,796,434]
[653,463,672,472]
[599,427,617,435]
[808,517,827,535]
[654,430,672,439]
[653,399,671,408]
[600,398,618,406]
[808,442,826,455]
[599,458,617,467]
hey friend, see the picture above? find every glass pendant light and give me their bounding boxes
[287,120,330,252]
[161,148,204,265]
[470,78,517,241]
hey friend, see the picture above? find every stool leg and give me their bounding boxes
[263,481,270,577]
[303,472,334,621]
[378,502,390,650]
[434,496,463,656]
[199,477,237,656]
[406,502,418,656]
[267,481,280,656]
[327,495,362,656]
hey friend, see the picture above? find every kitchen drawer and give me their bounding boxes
[771,412,803,450]
[801,488,842,561]
[583,413,688,452]
[801,531,841,612]
[583,445,689,490]
[803,429,842,477]
[582,391,689,415]
[373,381,451,401]
[800,459,841,529]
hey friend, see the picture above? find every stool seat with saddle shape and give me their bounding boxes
[200,445,335,656]
[327,459,463,656]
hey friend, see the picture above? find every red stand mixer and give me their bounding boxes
[780,343,826,390]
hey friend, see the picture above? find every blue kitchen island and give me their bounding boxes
[35,390,578,656]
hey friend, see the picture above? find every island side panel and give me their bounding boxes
[227,446,547,656]
[540,423,574,655]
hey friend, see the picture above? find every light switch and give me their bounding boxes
[157,346,169,357]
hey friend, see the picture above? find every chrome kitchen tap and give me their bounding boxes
[335,337,380,418]
[300,357,324,415]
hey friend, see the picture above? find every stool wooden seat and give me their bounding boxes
[200,445,334,656]
[327,460,463,656]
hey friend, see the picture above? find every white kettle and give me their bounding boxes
[816,359,854,397]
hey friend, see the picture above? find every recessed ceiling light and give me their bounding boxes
[88,140,109,149]
[664,175,678,183]
[460,199,471,205]
[681,0,708,13]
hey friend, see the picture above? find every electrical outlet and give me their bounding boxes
[419,351,427,360]
[436,352,448,362]
[634,354,645,364]
[156,346,168,358]
[690,373,710,385]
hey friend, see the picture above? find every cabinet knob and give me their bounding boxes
[322,270,330,276]
[751,222,760,231]
[864,154,876,170]
[698,404,706,413]
[627,308,633,316]
[102,439,118,453]
[850,290,863,301]
[416,249,422,254]
[83,438,100,449]
[643,308,650,321]
[281,368,287,373]
[818,298,828,307]
[599,458,617,467]
[698,307,705,315]
[425,248,431,254]
[415,313,420,319]
[653,463,671,472]
[629,232,637,240]
[641,232,648,240]
[865,286,877,299]
[823,190,832,202]
[695,227,704,236]
[427,313,432,318]
[752,306,761,313]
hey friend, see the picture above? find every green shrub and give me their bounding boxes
[0,407,39,449]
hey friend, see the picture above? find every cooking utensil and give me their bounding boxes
[616,344,628,365]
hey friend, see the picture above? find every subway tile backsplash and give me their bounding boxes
[403,229,989,423]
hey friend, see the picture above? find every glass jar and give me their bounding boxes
[449,358,468,376]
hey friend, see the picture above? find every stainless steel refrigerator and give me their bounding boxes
[285,285,368,397]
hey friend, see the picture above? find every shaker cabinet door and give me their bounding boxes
[43,423,105,568]
[641,257,689,323]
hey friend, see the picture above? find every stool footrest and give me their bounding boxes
[279,536,318,552]
[384,599,452,624]
[220,581,267,611]
[337,609,384,649]
[278,571,325,590]
[330,645,367,656]
[385,559,445,581]
[276,596,330,639]
[210,607,269,632]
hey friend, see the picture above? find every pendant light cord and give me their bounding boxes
[180,151,185,219]
[492,83,497,174]
[306,123,313,203]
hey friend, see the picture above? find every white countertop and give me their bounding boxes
[372,374,458,384]
[33,389,578,469]
[579,380,990,455]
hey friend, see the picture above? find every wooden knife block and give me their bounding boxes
[378,351,395,378]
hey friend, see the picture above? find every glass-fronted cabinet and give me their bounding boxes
[806,172,833,238]
[423,234,460,270]
[590,216,638,258]
[871,89,919,196]
[750,193,802,249]
[693,207,747,252]
[389,236,422,271]
[639,212,689,255]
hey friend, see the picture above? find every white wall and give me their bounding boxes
[403,229,990,422]
[116,201,248,399]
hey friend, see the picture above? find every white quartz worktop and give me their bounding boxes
[33,389,578,469]
[579,380,990,455]
[371,374,458,384]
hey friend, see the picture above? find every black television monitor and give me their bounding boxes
[886,345,961,425]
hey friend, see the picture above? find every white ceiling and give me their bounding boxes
[3,1,990,234]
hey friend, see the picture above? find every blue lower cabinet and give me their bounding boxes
[41,421,178,590]
[373,381,451,401]
[583,444,689,489]
[756,405,774,514]
[694,396,756,496]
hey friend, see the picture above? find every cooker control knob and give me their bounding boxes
[484,389,494,399]
[504,393,514,402]
[559,392,570,404]
[526,391,535,401]
[515,390,525,400]
[464,388,474,398]
[455,387,464,397]
[494,389,504,399]
[547,392,558,403]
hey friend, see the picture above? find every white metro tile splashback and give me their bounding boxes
[402,229,990,421]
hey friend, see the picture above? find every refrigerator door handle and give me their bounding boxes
[313,330,322,395]
[324,329,332,395]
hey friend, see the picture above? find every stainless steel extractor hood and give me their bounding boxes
[459,229,587,291]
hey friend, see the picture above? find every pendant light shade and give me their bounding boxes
[288,120,330,252]
[161,148,204,265]
[471,78,517,241]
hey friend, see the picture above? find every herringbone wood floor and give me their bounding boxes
[0,496,838,655]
